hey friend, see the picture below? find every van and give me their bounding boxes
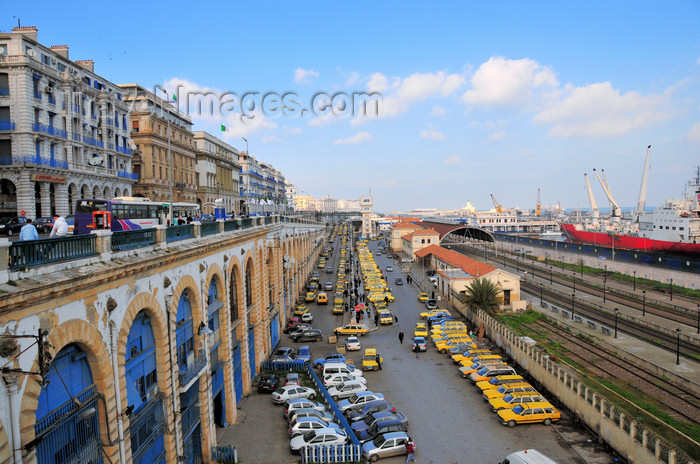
[323,362,364,379]
[500,449,559,464]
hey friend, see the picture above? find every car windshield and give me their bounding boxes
[512,405,525,414]
[497,386,507,393]
[302,430,317,441]
[348,394,360,403]
[367,423,377,434]
[477,367,490,375]
[372,436,386,447]
[489,377,500,384]
[503,394,514,402]
[0,218,11,225]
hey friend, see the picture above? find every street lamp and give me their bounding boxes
[540,283,543,306]
[604,264,607,283]
[549,266,553,285]
[155,85,173,226]
[697,304,700,335]
[642,290,646,317]
[571,293,575,320]
[614,308,618,338]
[573,274,576,294]
[603,279,607,303]
[633,270,636,291]
[676,328,681,365]
[670,278,673,301]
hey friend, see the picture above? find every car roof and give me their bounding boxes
[379,431,409,441]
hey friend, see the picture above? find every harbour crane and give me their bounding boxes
[490,194,503,213]
[584,173,599,221]
[536,188,541,217]
[635,145,651,222]
[593,168,621,218]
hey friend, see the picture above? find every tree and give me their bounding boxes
[458,278,501,314]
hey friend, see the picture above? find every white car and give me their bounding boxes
[301,312,314,323]
[284,399,326,418]
[327,381,368,401]
[289,417,341,436]
[337,392,386,413]
[288,408,335,424]
[290,428,348,454]
[345,336,361,351]
[271,385,317,404]
[323,373,367,388]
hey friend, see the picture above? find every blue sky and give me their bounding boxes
[5,1,700,213]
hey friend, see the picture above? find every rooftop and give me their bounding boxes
[415,244,497,278]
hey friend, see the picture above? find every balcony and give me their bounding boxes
[0,122,14,131]
[33,123,67,138]
[179,350,207,391]
[118,171,138,179]
[0,89,9,96]
[107,142,115,150]
[47,94,56,105]
[72,133,81,141]
[72,104,80,113]
[23,156,68,169]
[106,117,113,126]
[83,136,104,148]
[34,91,42,100]
[90,114,97,120]
[115,146,132,155]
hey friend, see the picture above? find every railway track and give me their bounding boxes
[528,318,700,426]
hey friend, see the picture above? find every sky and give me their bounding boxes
[4,1,700,213]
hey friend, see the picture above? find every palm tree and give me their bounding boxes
[458,278,501,314]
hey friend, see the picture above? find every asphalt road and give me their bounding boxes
[222,228,602,463]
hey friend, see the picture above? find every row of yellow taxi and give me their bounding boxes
[356,241,395,314]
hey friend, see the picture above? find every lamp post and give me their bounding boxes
[670,278,673,301]
[573,274,576,294]
[603,279,606,303]
[676,328,681,365]
[571,293,575,320]
[604,264,607,283]
[540,283,543,306]
[155,85,173,226]
[549,266,553,284]
[614,308,618,338]
[697,304,700,335]
[642,290,646,316]
[633,270,636,291]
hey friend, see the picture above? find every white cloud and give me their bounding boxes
[420,126,446,141]
[462,57,558,106]
[294,68,319,83]
[309,111,338,127]
[333,132,372,145]
[534,82,670,137]
[489,131,507,141]
[221,112,278,139]
[346,71,360,86]
[445,156,462,165]
[687,122,700,144]
[262,135,281,143]
[367,72,391,93]
[283,126,302,135]
[431,105,446,116]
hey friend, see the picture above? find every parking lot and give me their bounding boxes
[219,227,596,463]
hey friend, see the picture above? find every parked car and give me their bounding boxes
[324,281,334,291]
[334,323,370,337]
[291,329,323,343]
[289,428,347,454]
[287,324,313,339]
[322,362,364,379]
[284,373,301,386]
[394,277,403,285]
[289,417,341,436]
[328,381,368,400]
[425,299,438,310]
[33,217,54,233]
[284,317,302,333]
[497,402,561,427]
[489,393,546,412]
[296,346,311,363]
[312,353,346,369]
[270,347,296,362]
[347,400,397,422]
[271,385,317,404]
[0,216,32,236]
[350,411,407,435]
[288,408,335,424]
[323,373,367,388]
[284,399,326,418]
[386,266,393,272]
[257,374,281,393]
[301,312,314,323]
[401,258,413,263]
[357,418,409,443]
[345,336,361,351]
[412,336,427,352]
[337,392,386,414]
[362,431,410,462]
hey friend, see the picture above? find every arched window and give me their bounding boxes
[245,261,253,308]
[230,269,239,322]
[175,290,194,370]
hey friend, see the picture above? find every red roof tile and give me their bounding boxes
[393,223,419,229]
[409,228,439,236]
[415,245,496,277]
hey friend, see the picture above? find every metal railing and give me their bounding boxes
[166,224,194,242]
[117,171,138,179]
[111,228,157,251]
[33,123,67,138]
[200,222,219,236]
[179,351,207,386]
[0,121,14,130]
[10,235,97,270]
[83,136,104,148]
[241,218,253,228]
[223,220,240,232]
[211,446,238,463]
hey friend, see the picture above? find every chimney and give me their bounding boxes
[12,26,38,42]
[50,45,69,60]
[75,60,94,73]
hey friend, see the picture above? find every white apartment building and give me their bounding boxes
[193,131,241,215]
[0,26,136,219]
[237,152,288,215]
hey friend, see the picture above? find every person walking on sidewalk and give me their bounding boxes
[374,313,379,326]
[394,315,399,326]
[375,353,382,370]
[405,437,416,463]
[398,331,404,344]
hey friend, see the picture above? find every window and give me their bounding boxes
[0,106,9,123]
[0,73,8,96]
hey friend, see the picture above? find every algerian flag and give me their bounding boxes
[220,124,226,132]
[172,93,177,101]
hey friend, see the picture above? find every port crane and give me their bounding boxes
[536,188,541,217]
[593,168,621,218]
[490,194,503,213]
[635,145,651,222]
[584,173,599,221]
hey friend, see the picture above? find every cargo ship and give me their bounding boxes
[560,148,700,256]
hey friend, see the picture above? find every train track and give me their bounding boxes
[528,318,700,426]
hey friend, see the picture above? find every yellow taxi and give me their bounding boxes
[458,354,504,368]
[333,303,344,314]
[414,323,428,337]
[489,392,546,412]
[362,348,384,371]
[459,359,509,378]
[294,304,310,316]
[476,374,525,392]
[417,292,429,302]
[317,292,328,305]
[378,310,394,325]
[482,382,538,401]
[452,349,492,365]
[374,301,387,311]
[435,337,474,353]
[497,402,561,428]
[420,309,451,319]
[305,291,315,302]
[334,323,370,336]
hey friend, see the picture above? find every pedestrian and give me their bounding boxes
[415,344,420,359]
[186,214,193,224]
[344,289,348,297]
[398,331,404,344]
[49,216,67,238]
[375,353,382,370]
[355,313,360,323]
[405,437,416,463]
[344,302,349,312]
[431,290,435,299]
[394,315,398,326]
[20,221,39,241]
[374,313,379,326]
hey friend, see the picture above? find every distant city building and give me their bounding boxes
[400,228,440,260]
[120,83,197,205]
[285,180,296,208]
[193,131,240,214]
[238,152,288,215]
[0,26,136,218]
[291,192,362,212]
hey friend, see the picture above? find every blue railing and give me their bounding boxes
[211,446,238,463]
[35,385,98,434]
[83,136,104,148]
[0,121,14,131]
[91,114,97,120]
[117,171,138,179]
[32,123,67,138]
[116,146,132,155]
[72,133,81,141]
[301,445,363,463]
[223,220,240,232]
[0,89,9,96]
[179,351,207,386]
[9,235,97,270]
[47,94,56,105]
[200,222,219,236]
[23,156,68,169]
[112,228,157,251]
[166,224,194,242]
